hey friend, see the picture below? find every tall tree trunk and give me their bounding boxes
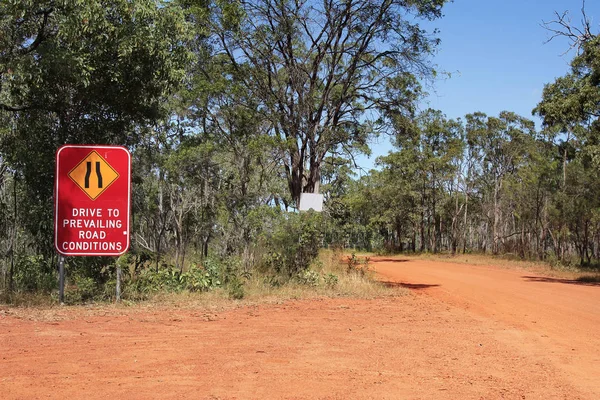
[540,196,548,260]
[203,233,210,259]
[562,140,568,189]
[155,170,165,273]
[8,173,17,292]
[463,189,469,254]
[493,175,500,255]
[432,166,437,253]
[520,222,526,259]
[420,185,426,252]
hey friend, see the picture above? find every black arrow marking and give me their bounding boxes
[84,161,103,189]
[85,162,91,188]
[96,161,103,188]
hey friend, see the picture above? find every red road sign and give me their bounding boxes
[54,145,131,256]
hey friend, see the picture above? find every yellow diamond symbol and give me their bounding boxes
[68,151,120,200]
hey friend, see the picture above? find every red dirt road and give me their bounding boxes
[1,258,599,399]
[374,258,600,399]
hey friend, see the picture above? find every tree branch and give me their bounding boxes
[0,103,31,112]
[541,1,595,54]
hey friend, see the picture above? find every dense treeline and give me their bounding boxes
[336,16,600,264]
[0,0,598,299]
[337,109,600,266]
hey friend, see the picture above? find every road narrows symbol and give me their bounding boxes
[96,162,103,188]
[68,151,119,200]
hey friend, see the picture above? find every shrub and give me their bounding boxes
[13,255,56,293]
[346,253,360,272]
[263,210,324,277]
[227,276,245,300]
[296,269,320,287]
[66,275,98,303]
[129,262,223,295]
[180,265,220,292]
[323,273,339,288]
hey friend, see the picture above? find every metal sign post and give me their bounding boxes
[116,265,122,302]
[58,255,65,304]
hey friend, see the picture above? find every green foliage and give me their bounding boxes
[535,35,600,143]
[181,265,221,292]
[130,263,221,294]
[65,275,98,304]
[13,255,56,293]
[296,269,320,287]
[263,211,324,277]
[226,276,245,300]
[1,0,192,257]
[323,273,339,289]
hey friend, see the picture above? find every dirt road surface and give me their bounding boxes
[373,257,600,399]
[1,258,598,399]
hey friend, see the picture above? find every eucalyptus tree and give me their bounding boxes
[373,151,420,251]
[212,0,448,206]
[0,0,191,256]
[536,7,599,143]
[534,8,600,263]
[393,109,463,252]
[466,112,536,254]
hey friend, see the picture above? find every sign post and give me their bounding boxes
[58,255,65,304]
[54,145,131,301]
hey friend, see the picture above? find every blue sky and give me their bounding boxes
[357,0,600,172]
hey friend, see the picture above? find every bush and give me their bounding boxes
[129,262,223,295]
[296,269,320,287]
[323,273,339,288]
[227,276,245,299]
[13,255,56,293]
[66,275,98,303]
[263,210,324,277]
[180,264,221,292]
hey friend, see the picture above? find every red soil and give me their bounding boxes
[1,257,598,399]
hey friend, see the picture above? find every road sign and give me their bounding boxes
[68,150,120,200]
[54,145,131,256]
[299,193,323,212]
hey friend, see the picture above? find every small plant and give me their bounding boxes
[66,275,98,303]
[296,269,320,287]
[347,253,360,272]
[363,256,371,271]
[227,277,245,299]
[323,273,339,288]
[180,268,215,292]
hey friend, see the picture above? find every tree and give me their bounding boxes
[534,5,600,263]
[466,112,536,254]
[393,109,463,253]
[536,7,599,163]
[213,0,447,205]
[0,0,191,255]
